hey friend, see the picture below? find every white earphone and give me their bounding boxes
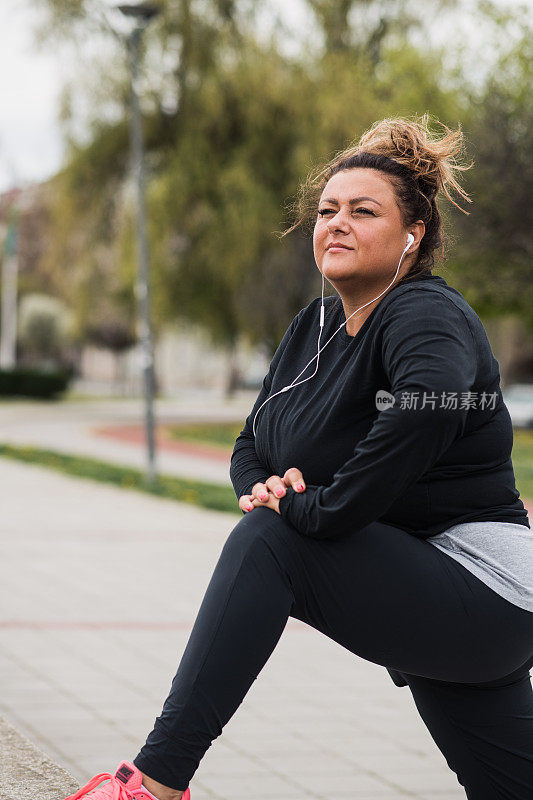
[252,234,415,436]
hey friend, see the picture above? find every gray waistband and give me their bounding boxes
[427,521,533,613]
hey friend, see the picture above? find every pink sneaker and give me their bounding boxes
[64,761,191,800]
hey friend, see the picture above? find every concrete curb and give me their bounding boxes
[0,716,78,800]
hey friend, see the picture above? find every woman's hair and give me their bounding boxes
[283,114,473,277]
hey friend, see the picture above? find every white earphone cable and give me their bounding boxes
[251,237,413,437]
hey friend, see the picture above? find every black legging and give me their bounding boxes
[134,507,533,799]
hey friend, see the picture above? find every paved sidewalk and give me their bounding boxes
[0,393,258,486]
[0,457,465,799]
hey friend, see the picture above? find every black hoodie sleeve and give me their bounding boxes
[277,292,478,539]
[230,308,306,505]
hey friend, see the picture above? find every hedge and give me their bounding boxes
[0,366,71,399]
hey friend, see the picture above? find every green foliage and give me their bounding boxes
[447,21,533,325]
[0,368,71,399]
[17,293,74,360]
[149,42,318,351]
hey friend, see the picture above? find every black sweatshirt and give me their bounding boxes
[230,271,530,540]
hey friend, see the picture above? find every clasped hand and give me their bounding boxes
[238,467,306,515]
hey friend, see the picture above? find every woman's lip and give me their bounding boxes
[327,246,353,252]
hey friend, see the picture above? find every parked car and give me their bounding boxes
[502,383,533,429]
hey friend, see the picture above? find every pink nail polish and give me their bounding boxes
[297,484,304,492]
[246,504,253,511]
[275,488,284,497]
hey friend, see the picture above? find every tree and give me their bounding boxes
[307,0,458,61]
[35,0,482,382]
[17,293,74,366]
[447,19,533,327]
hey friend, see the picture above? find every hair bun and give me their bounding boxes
[357,114,472,211]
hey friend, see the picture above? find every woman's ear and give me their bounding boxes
[407,221,426,251]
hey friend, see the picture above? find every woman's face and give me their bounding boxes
[313,168,418,290]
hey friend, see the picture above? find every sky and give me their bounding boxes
[0,0,530,194]
[0,1,65,191]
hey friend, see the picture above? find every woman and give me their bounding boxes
[66,116,533,800]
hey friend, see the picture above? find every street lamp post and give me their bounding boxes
[116,2,160,487]
[0,204,19,370]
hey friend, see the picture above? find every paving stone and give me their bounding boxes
[0,456,500,797]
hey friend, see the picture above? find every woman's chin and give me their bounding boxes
[321,265,359,281]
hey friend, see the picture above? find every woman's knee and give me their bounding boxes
[223,507,298,564]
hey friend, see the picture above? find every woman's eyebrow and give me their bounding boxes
[320,196,382,206]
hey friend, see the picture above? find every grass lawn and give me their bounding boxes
[0,444,238,514]
[511,429,533,501]
[164,421,244,449]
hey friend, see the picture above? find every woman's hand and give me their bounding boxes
[238,468,307,515]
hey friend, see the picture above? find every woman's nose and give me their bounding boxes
[326,209,350,232]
